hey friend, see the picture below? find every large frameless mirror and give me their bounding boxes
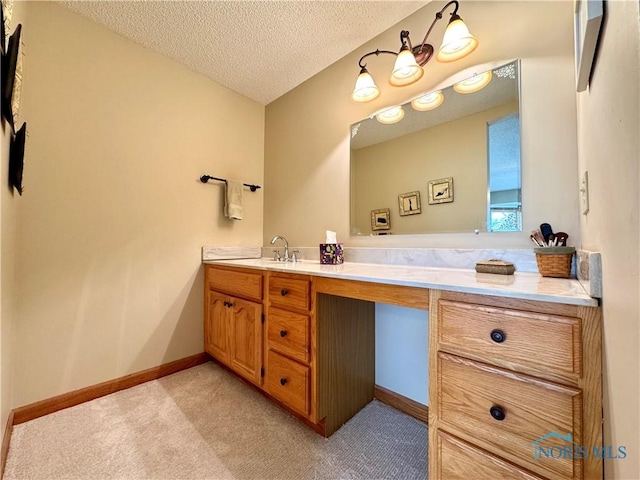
[350,59,521,236]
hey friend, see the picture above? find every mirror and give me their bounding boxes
[350,60,521,236]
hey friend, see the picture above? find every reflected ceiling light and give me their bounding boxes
[376,105,405,125]
[351,1,479,103]
[411,90,445,111]
[453,70,492,94]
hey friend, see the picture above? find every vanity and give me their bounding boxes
[203,257,601,479]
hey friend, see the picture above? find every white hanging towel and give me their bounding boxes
[224,180,244,220]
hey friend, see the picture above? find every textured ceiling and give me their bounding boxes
[58,1,429,105]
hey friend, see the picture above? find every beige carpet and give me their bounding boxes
[5,362,427,480]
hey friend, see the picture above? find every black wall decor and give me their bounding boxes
[1,0,27,195]
[1,22,20,129]
[9,121,25,194]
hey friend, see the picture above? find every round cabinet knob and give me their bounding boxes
[490,329,506,343]
[280,289,288,296]
[280,378,288,386]
[280,330,287,337]
[490,406,506,421]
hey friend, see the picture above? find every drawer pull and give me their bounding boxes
[490,329,506,343]
[490,406,506,421]
[280,289,288,296]
[280,378,288,386]
[223,301,233,308]
[280,330,288,337]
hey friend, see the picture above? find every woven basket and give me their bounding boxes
[534,247,575,278]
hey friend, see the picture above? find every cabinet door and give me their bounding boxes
[229,297,263,385]
[205,290,230,364]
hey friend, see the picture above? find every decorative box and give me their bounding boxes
[319,243,344,265]
[475,259,515,275]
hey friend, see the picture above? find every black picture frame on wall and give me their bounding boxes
[9,121,25,195]
[574,0,604,92]
[1,22,20,129]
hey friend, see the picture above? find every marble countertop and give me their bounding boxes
[203,258,598,307]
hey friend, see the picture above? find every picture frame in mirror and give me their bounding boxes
[371,208,390,231]
[428,177,454,205]
[398,191,421,216]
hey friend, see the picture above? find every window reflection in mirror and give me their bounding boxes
[350,60,521,236]
[487,113,521,232]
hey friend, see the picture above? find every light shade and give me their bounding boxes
[351,68,380,103]
[436,16,479,63]
[411,90,445,111]
[376,105,405,124]
[389,49,424,87]
[453,70,492,94]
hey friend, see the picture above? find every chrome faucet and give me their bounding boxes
[270,235,289,261]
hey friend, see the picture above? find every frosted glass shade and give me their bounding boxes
[376,106,405,124]
[389,49,424,87]
[351,69,380,103]
[453,70,492,94]
[411,90,445,111]
[436,17,479,63]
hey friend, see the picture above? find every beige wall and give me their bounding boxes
[9,2,264,407]
[576,1,640,478]
[352,102,517,235]
[1,0,28,439]
[265,1,578,248]
[266,1,639,476]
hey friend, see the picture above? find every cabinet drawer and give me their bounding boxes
[437,431,544,480]
[268,308,310,363]
[206,266,263,302]
[438,300,582,379]
[438,352,582,479]
[267,350,310,416]
[269,276,310,312]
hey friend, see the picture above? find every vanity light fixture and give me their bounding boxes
[411,90,445,111]
[453,69,492,94]
[351,69,381,102]
[375,105,405,124]
[351,0,479,103]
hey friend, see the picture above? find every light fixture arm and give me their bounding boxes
[357,49,397,70]
[408,0,461,66]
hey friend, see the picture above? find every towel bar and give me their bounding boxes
[199,175,261,192]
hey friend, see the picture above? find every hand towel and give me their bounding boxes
[224,180,244,220]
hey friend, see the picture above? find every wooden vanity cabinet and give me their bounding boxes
[429,290,602,480]
[204,263,603,478]
[204,265,377,435]
[265,273,313,418]
[204,265,263,386]
[266,273,377,435]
